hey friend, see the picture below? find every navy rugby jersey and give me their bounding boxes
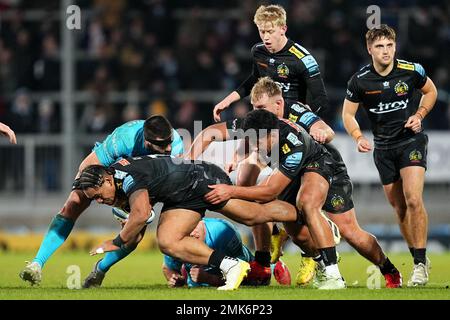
[345,59,428,149]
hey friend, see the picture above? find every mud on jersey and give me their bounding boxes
[346,59,428,149]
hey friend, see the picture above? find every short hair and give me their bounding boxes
[250,77,282,104]
[242,109,279,137]
[254,5,287,27]
[78,165,114,190]
[143,115,173,142]
[366,24,396,46]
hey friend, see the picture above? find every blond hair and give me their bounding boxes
[366,24,396,46]
[250,77,282,104]
[254,5,287,27]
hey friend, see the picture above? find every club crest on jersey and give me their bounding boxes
[277,63,289,78]
[369,99,409,114]
[331,195,345,211]
[114,169,128,180]
[409,150,422,163]
[394,81,409,96]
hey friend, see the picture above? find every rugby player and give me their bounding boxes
[79,155,299,290]
[342,25,437,286]
[20,115,184,286]
[205,110,346,289]
[0,122,17,144]
[213,4,328,122]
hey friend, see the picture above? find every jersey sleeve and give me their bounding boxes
[296,54,329,114]
[345,75,362,103]
[287,102,321,131]
[93,126,136,166]
[278,130,307,180]
[170,129,184,156]
[235,45,260,98]
[413,63,427,89]
[225,118,245,139]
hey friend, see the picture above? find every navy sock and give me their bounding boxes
[255,251,271,267]
[208,250,226,268]
[414,248,426,265]
[379,257,397,275]
[318,247,337,266]
[409,247,415,258]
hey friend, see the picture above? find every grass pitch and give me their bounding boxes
[1,251,449,300]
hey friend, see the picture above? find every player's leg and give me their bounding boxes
[157,208,250,290]
[297,172,345,289]
[400,166,430,286]
[20,189,90,285]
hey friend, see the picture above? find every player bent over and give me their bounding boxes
[20,116,184,285]
[80,155,299,290]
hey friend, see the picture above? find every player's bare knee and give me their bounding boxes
[404,194,423,212]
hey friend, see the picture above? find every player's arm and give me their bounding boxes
[205,169,292,204]
[213,92,242,122]
[184,122,230,160]
[162,263,186,287]
[189,266,225,287]
[342,98,372,152]
[0,122,17,144]
[405,77,438,132]
[309,120,334,144]
[303,76,329,115]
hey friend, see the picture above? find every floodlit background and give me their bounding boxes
[0,0,449,253]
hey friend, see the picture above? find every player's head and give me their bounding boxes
[254,5,287,53]
[190,220,206,242]
[143,115,173,154]
[243,109,279,154]
[79,165,117,206]
[251,77,284,116]
[366,24,396,67]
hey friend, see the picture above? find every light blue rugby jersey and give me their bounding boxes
[93,120,184,166]
[164,218,254,287]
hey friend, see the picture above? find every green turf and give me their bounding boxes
[1,251,449,300]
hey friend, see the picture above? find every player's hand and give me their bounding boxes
[404,115,422,133]
[213,101,230,122]
[309,128,327,144]
[224,162,237,173]
[89,239,120,256]
[189,265,207,283]
[204,184,234,204]
[356,136,372,153]
[0,123,17,144]
[168,273,186,288]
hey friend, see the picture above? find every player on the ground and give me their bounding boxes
[80,155,299,290]
[163,217,291,288]
[213,4,328,121]
[342,25,437,287]
[20,115,184,286]
[205,110,346,290]
[0,122,17,144]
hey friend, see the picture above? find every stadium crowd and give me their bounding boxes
[0,0,449,135]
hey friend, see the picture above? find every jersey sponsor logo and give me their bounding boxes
[269,58,275,65]
[331,194,345,211]
[282,143,291,154]
[286,132,303,146]
[414,63,425,77]
[346,89,354,98]
[289,46,305,59]
[300,112,318,126]
[301,55,319,76]
[231,118,239,132]
[275,81,291,93]
[283,152,303,168]
[369,99,409,114]
[280,118,302,132]
[290,103,307,113]
[117,159,130,166]
[394,81,409,96]
[288,113,298,122]
[409,150,423,162]
[277,63,290,78]
[114,169,128,180]
[383,81,390,89]
[397,62,414,71]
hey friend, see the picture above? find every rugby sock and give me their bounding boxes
[97,245,136,273]
[255,251,271,267]
[208,250,226,268]
[379,257,397,275]
[33,214,74,268]
[312,254,326,269]
[413,248,427,265]
[409,247,415,258]
[318,247,337,266]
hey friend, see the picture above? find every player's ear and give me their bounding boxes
[281,25,287,34]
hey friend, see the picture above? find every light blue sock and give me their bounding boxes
[98,246,136,273]
[33,214,74,268]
